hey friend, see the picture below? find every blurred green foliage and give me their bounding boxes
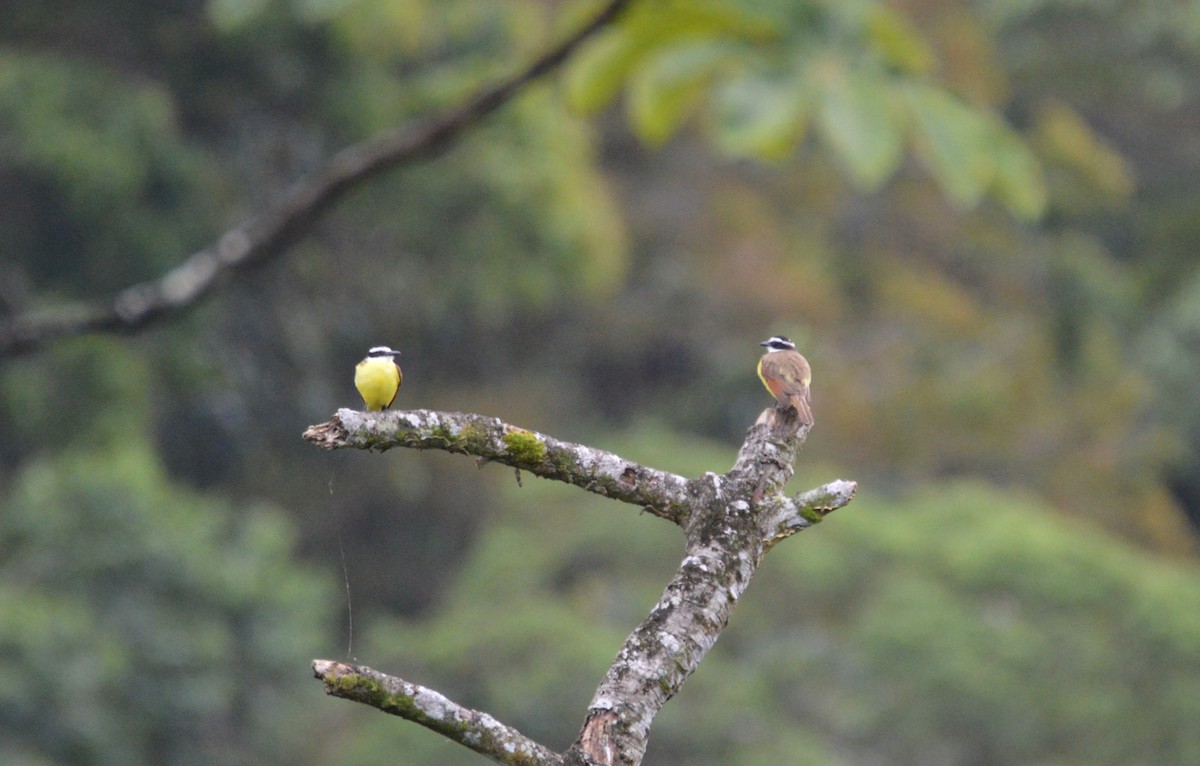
[2,0,1200,763]
[0,446,330,766]
[0,51,223,295]
[566,0,1046,218]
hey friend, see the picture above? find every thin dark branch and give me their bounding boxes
[0,0,635,359]
[303,408,692,524]
[313,660,561,766]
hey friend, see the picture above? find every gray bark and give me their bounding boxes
[306,406,856,765]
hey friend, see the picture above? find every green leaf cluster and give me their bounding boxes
[565,0,1046,219]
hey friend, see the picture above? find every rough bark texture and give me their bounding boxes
[304,408,692,523]
[306,406,856,765]
[313,660,561,766]
[0,0,634,359]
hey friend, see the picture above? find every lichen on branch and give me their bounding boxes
[313,660,561,766]
[305,404,857,766]
[304,409,693,523]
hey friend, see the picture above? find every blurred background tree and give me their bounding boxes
[1,0,1199,764]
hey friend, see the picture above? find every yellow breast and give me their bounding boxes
[355,357,402,411]
[757,357,772,393]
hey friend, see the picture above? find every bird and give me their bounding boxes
[757,335,813,426]
[354,346,403,411]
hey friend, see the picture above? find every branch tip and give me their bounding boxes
[302,416,348,449]
[310,408,691,522]
[311,660,562,766]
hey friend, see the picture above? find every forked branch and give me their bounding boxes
[306,406,856,766]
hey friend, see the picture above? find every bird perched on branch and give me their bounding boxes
[757,335,813,426]
[355,346,403,411]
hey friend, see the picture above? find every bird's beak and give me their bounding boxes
[758,341,770,347]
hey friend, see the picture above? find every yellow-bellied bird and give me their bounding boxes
[757,336,813,426]
[354,346,403,411]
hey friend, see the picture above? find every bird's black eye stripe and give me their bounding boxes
[761,336,801,350]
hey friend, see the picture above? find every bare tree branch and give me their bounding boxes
[0,0,635,359]
[760,479,859,551]
[313,660,561,766]
[305,405,857,765]
[565,413,853,765]
[303,408,693,524]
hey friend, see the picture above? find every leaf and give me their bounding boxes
[565,29,641,113]
[1033,100,1133,200]
[712,71,812,160]
[816,63,904,189]
[628,41,732,145]
[641,0,779,43]
[904,83,995,208]
[565,0,776,115]
[865,4,936,75]
[990,125,1048,221]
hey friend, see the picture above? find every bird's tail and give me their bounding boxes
[791,395,814,426]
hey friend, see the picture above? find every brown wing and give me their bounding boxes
[763,375,791,405]
[763,352,813,425]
